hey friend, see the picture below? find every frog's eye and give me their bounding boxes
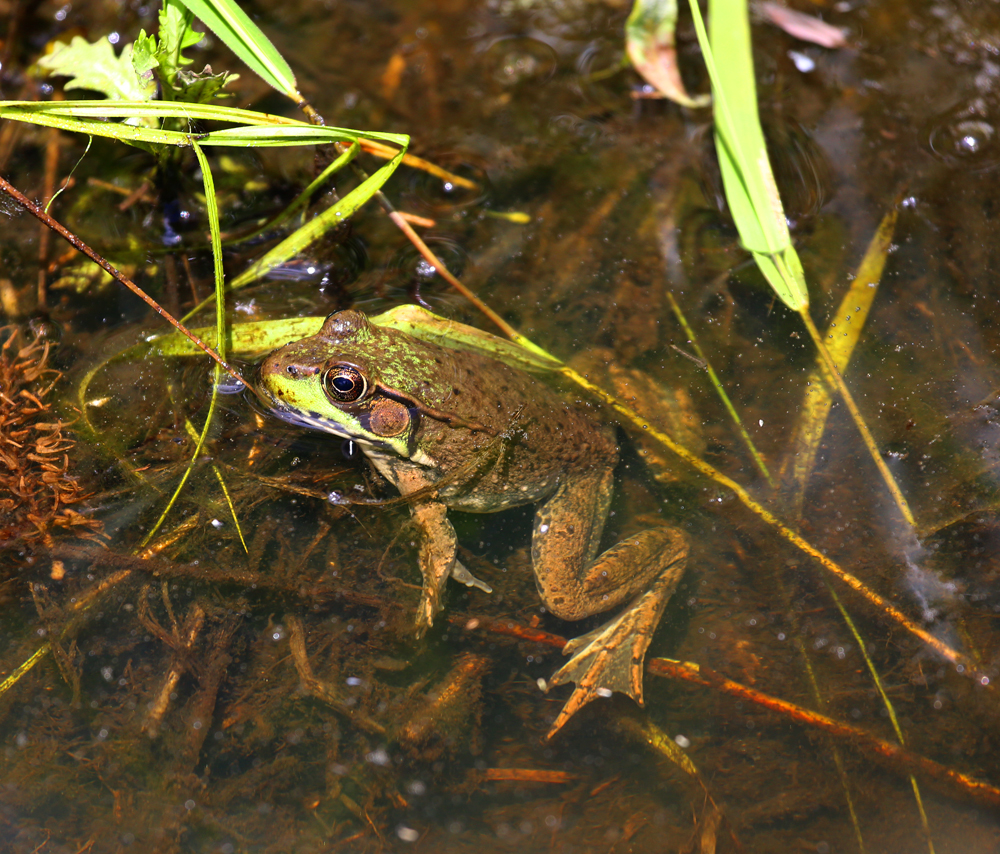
[323,364,368,403]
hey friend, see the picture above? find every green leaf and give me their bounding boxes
[0,100,410,150]
[228,146,408,289]
[131,31,160,76]
[150,317,327,358]
[781,207,897,507]
[159,0,203,71]
[373,305,560,373]
[38,36,157,102]
[174,0,300,100]
[151,309,560,374]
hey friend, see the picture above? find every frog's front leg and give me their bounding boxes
[532,467,688,738]
[406,497,457,637]
[389,466,491,637]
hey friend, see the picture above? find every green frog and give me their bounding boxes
[257,307,688,737]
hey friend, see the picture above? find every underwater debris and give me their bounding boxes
[0,327,103,549]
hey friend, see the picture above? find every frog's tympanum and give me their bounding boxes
[257,308,688,737]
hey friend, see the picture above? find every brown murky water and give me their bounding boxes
[3,0,1000,851]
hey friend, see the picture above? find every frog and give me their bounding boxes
[256,307,688,737]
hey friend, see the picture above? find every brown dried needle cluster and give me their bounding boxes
[0,328,102,547]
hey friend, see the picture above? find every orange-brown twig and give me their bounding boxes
[455,614,1000,810]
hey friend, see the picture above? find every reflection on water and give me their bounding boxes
[3,0,1000,851]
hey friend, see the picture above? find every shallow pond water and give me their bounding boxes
[3,0,1000,851]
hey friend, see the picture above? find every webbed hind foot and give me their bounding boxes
[544,557,684,738]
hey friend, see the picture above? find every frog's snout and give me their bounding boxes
[259,355,319,383]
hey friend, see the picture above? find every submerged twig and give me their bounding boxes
[454,615,1000,811]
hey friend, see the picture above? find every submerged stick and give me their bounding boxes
[457,615,1000,811]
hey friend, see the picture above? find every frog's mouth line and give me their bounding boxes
[255,384,393,455]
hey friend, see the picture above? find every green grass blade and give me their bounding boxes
[687,0,809,310]
[151,317,328,357]
[232,140,359,245]
[151,308,561,374]
[140,139,228,550]
[825,581,935,853]
[227,145,406,290]
[211,463,249,553]
[175,0,299,100]
[0,100,409,149]
[191,140,225,357]
[666,292,773,486]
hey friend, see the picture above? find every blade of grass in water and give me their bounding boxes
[230,140,359,245]
[0,100,408,148]
[666,291,774,486]
[220,144,407,295]
[780,206,899,512]
[697,0,808,310]
[688,0,915,530]
[139,140,227,549]
[825,581,936,854]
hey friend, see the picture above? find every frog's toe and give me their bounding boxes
[414,589,443,638]
[543,597,662,738]
[450,561,493,594]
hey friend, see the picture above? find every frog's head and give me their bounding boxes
[257,310,425,462]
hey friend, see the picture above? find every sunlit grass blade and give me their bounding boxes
[224,145,407,292]
[182,418,249,555]
[687,0,914,528]
[0,100,408,149]
[373,305,561,373]
[139,140,226,549]
[152,317,327,357]
[825,581,936,853]
[780,206,898,511]
[231,141,359,244]
[152,308,561,373]
[175,0,300,101]
[689,0,808,310]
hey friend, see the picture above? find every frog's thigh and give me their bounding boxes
[532,468,683,621]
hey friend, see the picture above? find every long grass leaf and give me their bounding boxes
[232,141,359,244]
[781,207,898,509]
[666,292,773,485]
[175,0,299,99]
[0,100,408,148]
[687,0,809,310]
[139,140,227,548]
[227,145,406,290]
[825,582,935,853]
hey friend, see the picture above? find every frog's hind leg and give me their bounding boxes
[544,535,685,737]
[531,471,688,737]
